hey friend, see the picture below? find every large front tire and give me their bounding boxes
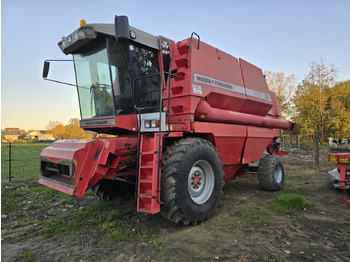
[161,138,224,225]
[258,155,285,191]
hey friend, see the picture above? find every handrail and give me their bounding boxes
[184,32,200,68]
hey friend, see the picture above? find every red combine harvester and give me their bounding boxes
[39,15,295,225]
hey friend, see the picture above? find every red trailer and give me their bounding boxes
[39,15,295,225]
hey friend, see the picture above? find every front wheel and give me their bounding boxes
[161,138,224,225]
[258,155,285,191]
[91,178,135,200]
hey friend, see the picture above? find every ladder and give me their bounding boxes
[137,133,163,213]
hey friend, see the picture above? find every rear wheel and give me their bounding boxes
[258,155,285,191]
[161,138,224,225]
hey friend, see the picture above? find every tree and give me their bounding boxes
[46,120,66,140]
[65,118,93,139]
[51,123,67,140]
[46,120,61,132]
[294,59,338,166]
[330,81,350,138]
[264,71,297,119]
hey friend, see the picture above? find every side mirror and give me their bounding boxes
[41,59,76,87]
[43,61,50,79]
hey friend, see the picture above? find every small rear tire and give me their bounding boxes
[258,154,285,191]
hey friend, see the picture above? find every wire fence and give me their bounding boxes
[281,135,300,150]
[1,136,346,183]
[1,163,41,182]
[1,142,50,183]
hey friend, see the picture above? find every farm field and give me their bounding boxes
[1,148,350,261]
[1,143,51,182]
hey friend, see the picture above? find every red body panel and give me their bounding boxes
[40,136,138,196]
[239,59,273,116]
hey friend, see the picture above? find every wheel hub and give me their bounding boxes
[187,160,215,204]
[274,165,283,183]
[192,174,201,188]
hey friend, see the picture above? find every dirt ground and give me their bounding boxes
[2,148,350,262]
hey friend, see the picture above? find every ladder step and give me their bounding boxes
[171,86,183,95]
[171,105,184,114]
[138,193,152,199]
[140,151,158,155]
[138,207,152,213]
[175,58,187,68]
[174,72,185,81]
[140,179,152,183]
[177,44,189,55]
[140,165,153,169]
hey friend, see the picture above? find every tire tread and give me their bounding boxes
[161,138,224,225]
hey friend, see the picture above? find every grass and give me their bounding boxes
[108,228,132,242]
[1,142,51,181]
[269,194,309,212]
[228,194,310,231]
[42,198,153,244]
[1,182,73,215]
[223,185,237,194]
[20,248,36,262]
[230,207,270,230]
[151,237,166,250]
[2,146,348,261]
[2,177,155,248]
[1,181,80,243]
[284,182,294,189]
[43,201,123,233]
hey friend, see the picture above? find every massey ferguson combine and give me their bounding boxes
[39,15,295,225]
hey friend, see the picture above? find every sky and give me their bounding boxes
[1,0,350,131]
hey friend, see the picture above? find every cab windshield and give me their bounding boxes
[74,37,159,119]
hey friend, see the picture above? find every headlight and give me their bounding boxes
[144,120,160,128]
[67,35,73,44]
[73,32,79,41]
[78,30,85,39]
[151,120,159,128]
[57,25,97,54]
[61,40,67,48]
[84,27,93,36]
[58,39,68,52]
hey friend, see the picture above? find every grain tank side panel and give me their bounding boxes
[267,91,282,117]
[239,59,274,116]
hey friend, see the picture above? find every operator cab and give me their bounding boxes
[72,36,160,118]
[46,16,163,134]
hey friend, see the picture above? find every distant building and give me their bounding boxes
[5,128,20,132]
[27,130,55,141]
[1,128,55,142]
[1,128,26,142]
